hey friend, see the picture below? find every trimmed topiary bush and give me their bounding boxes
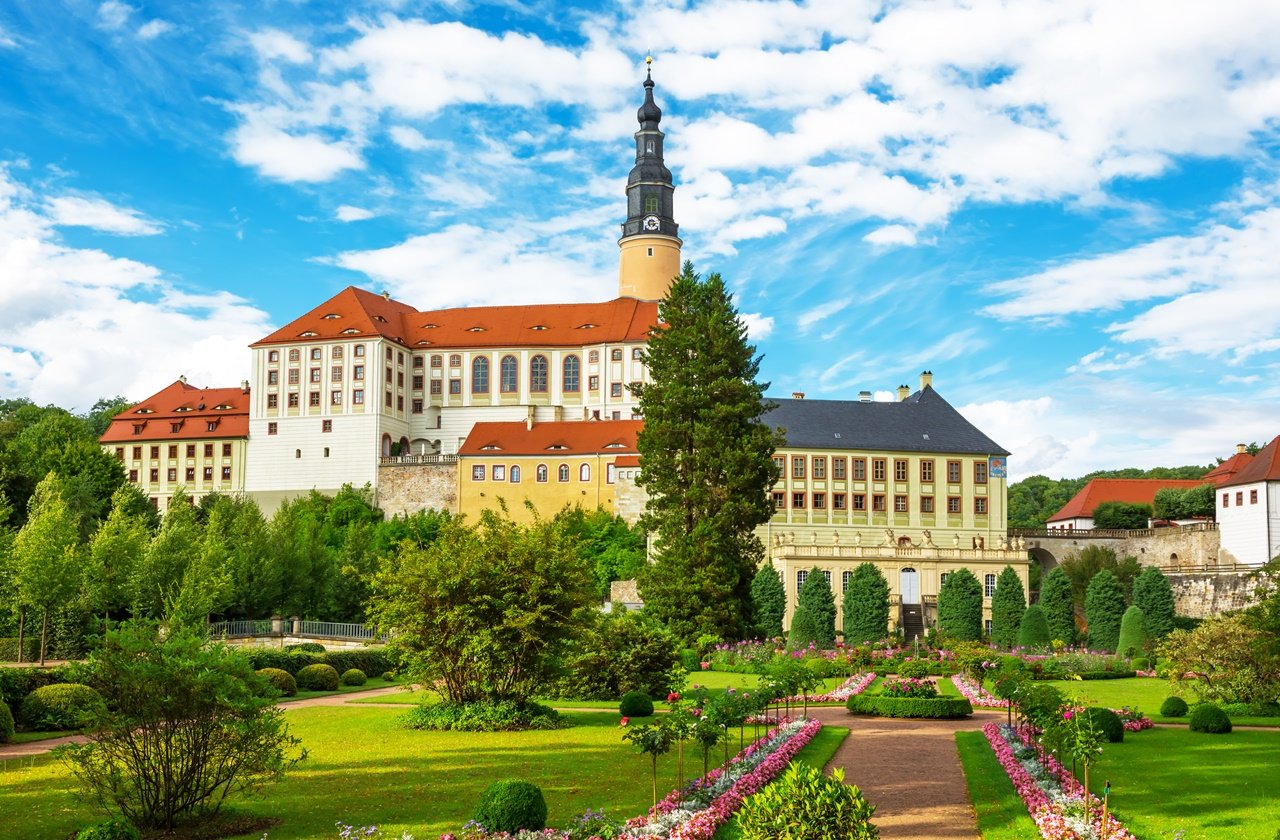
[0,698,14,743]
[1189,703,1232,734]
[842,562,890,644]
[738,763,877,839]
[1131,656,1151,672]
[295,663,340,691]
[897,659,930,679]
[19,683,105,731]
[473,779,548,833]
[1084,707,1124,743]
[1160,696,1189,717]
[382,671,396,682]
[938,568,983,641]
[1017,605,1051,650]
[1085,570,1126,653]
[619,690,654,718]
[285,642,326,653]
[340,668,367,686]
[255,667,298,697]
[404,700,563,732]
[1117,605,1148,658]
[846,695,972,719]
[74,819,141,840]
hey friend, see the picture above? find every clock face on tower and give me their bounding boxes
[643,215,660,231]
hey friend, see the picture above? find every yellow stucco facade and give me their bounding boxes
[106,437,249,513]
[457,453,628,523]
[618,234,682,301]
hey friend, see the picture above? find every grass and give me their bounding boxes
[5,729,83,745]
[286,678,406,703]
[1039,677,1280,726]
[954,730,1039,839]
[0,707,660,840]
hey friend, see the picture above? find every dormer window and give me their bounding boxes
[577,323,597,330]
[300,330,318,337]
[479,444,501,451]
[136,408,153,414]
[342,328,361,335]
[214,403,233,410]
[372,315,388,323]
[170,423,182,433]
[529,325,547,331]
[604,442,626,449]
[132,424,145,434]
[206,421,217,432]
[174,406,190,412]
[322,313,341,320]
[416,340,431,345]
[467,326,486,333]
[546,444,568,450]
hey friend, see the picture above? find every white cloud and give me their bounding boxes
[419,174,493,208]
[137,20,174,41]
[334,205,375,222]
[863,224,917,247]
[0,27,17,48]
[229,114,365,182]
[249,29,311,64]
[45,195,163,236]
[388,125,431,151]
[97,1,133,31]
[797,299,851,333]
[740,312,774,341]
[0,167,272,406]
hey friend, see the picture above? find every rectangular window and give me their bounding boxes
[611,348,623,361]
[413,355,423,368]
[322,420,332,433]
[772,456,784,475]
[412,399,423,414]
[397,371,404,388]
[287,393,299,408]
[985,575,997,598]
[332,347,343,360]
[430,355,441,368]
[268,350,279,363]
[493,465,506,481]
[921,460,934,482]
[812,458,826,479]
[167,468,177,481]
[872,459,886,481]
[309,392,320,407]
[772,492,785,510]
[947,460,962,483]
[449,379,461,394]
[610,383,623,397]
[150,445,160,459]
[221,466,231,480]
[1251,489,1259,504]
[852,459,866,481]
[132,446,142,459]
[894,495,908,512]
[309,368,320,383]
[632,347,643,360]
[792,492,806,509]
[128,469,138,481]
[872,494,886,512]
[204,443,213,457]
[1222,492,1229,507]
[113,446,124,460]
[852,494,865,510]
[797,570,808,591]
[168,444,177,458]
[331,366,342,382]
[289,349,299,362]
[429,380,441,395]
[397,395,404,411]
[975,461,988,484]
[288,369,299,385]
[589,350,599,363]
[588,375,600,390]
[267,393,278,409]
[354,345,365,357]
[975,497,988,515]
[813,492,826,510]
[268,421,278,435]
[222,443,231,456]
[331,391,342,405]
[842,570,853,591]
[185,467,195,481]
[149,468,159,482]
[1236,491,1244,506]
[186,444,195,457]
[921,496,934,513]
[385,391,393,407]
[948,496,961,513]
[894,459,908,481]
[354,365,364,380]
[353,389,364,405]
[412,374,424,390]
[792,456,807,479]
[310,348,322,361]
[449,354,461,368]
[833,493,846,510]
[203,466,213,480]
[832,458,846,480]
[472,465,485,481]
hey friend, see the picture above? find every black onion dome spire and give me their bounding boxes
[638,65,662,128]
[621,58,678,240]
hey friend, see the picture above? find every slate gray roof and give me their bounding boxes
[762,387,1010,456]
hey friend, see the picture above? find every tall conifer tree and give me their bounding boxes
[842,562,890,643]
[1039,567,1077,645]
[1085,569,1126,652]
[635,264,782,641]
[989,565,1027,649]
[1131,566,1176,640]
[937,568,983,642]
[750,566,786,639]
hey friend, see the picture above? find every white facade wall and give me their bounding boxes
[1047,517,1093,531]
[1217,480,1280,566]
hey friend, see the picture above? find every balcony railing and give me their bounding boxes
[378,453,458,467]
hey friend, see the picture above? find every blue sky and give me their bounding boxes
[2,0,1280,480]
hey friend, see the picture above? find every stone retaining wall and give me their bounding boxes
[376,462,457,518]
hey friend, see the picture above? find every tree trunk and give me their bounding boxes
[39,607,49,667]
[16,605,25,664]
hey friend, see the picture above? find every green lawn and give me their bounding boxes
[0,708,660,839]
[955,730,1039,839]
[1039,678,1280,726]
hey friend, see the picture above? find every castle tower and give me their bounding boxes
[618,59,682,300]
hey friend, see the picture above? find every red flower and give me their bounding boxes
[667,692,680,702]
[619,716,629,726]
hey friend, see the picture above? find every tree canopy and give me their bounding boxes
[842,562,890,644]
[1091,501,1152,530]
[938,568,983,642]
[1008,465,1211,528]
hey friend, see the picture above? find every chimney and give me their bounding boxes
[1237,443,1248,454]
[897,384,910,401]
[178,374,187,385]
[241,380,250,394]
[381,290,391,301]
[791,391,805,400]
[919,370,933,390]
[859,390,872,403]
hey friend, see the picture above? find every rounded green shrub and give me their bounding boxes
[1131,656,1151,672]
[1017,605,1051,650]
[738,763,877,840]
[1084,707,1124,743]
[1116,605,1149,658]
[1160,696,1189,717]
[619,690,655,717]
[1189,703,1232,734]
[295,663,340,691]
[473,779,548,833]
[382,671,396,682]
[74,819,140,840]
[285,642,326,653]
[897,659,930,679]
[19,683,105,731]
[255,667,298,697]
[340,668,367,686]
[0,699,14,743]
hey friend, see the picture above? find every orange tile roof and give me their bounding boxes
[252,286,659,350]
[1202,450,1255,486]
[460,420,642,457]
[1046,478,1207,523]
[1218,435,1280,488]
[101,380,249,443]
[613,454,641,467]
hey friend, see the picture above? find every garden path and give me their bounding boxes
[810,706,1003,840]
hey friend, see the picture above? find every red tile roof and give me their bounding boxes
[252,286,659,350]
[460,420,642,457]
[1202,450,1255,486]
[613,454,641,468]
[1218,435,1280,488]
[1046,478,1207,523]
[101,380,249,443]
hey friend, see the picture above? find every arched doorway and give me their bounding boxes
[381,433,392,457]
[900,568,920,605]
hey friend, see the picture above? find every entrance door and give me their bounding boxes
[900,568,920,605]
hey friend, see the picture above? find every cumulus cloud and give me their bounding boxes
[45,195,163,236]
[334,205,375,222]
[739,312,774,340]
[137,20,174,40]
[97,1,133,31]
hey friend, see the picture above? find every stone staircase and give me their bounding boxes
[900,604,924,642]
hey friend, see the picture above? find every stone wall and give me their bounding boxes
[1167,572,1263,619]
[1121,528,1221,570]
[614,472,646,525]
[376,463,458,518]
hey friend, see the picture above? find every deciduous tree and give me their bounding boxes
[14,474,83,664]
[1158,613,1280,704]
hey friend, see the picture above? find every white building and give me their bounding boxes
[1216,435,1280,567]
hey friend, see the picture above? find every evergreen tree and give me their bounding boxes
[789,567,835,648]
[937,568,983,642]
[634,264,782,641]
[750,565,786,639]
[989,565,1027,650]
[1084,569,1126,652]
[1039,567,1077,645]
[1116,605,1148,658]
[842,562,890,643]
[14,473,83,664]
[130,490,203,618]
[1131,566,1176,640]
[1017,604,1051,649]
[787,605,819,648]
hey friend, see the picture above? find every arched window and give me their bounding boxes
[558,464,570,482]
[510,465,521,483]
[381,433,392,457]
[563,355,580,392]
[472,357,489,393]
[537,464,548,482]
[579,463,590,482]
[449,354,461,367]
[500,355,518,393]
[530,355,548,392]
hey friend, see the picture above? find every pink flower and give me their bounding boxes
[667,692,680,702]
[619,716,629,727]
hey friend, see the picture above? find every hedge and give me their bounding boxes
[244,648,393,678]
[0,666,76,707]
[1075,670,1137,681]
[846,695,972,719]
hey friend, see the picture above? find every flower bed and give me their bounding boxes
[781,671,876,703]
[1111,707,1153,732]
[952,673,1009,708]
[983,722,1135,839]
